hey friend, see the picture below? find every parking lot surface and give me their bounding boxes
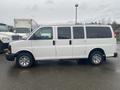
[0,45,120,90]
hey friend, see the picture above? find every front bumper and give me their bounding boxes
[6,54,15,61]
[0,42,9,49]
[0,42,9,53]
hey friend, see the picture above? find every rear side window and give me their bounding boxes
[73,27,84,39]
[86,27,112,38]
[57,27,71,39]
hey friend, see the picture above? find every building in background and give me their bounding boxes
[14,19,39,38]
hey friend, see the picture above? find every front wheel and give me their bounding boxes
[89,51,105,65]
[16,53,34,68]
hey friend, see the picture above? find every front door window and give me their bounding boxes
[30,27,53,40]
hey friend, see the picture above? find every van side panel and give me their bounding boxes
[85,26,117,58]
[85,38,117,58]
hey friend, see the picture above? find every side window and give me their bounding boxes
[30,27,53,40]
[57,27,71,39]
[73,27,84,39]
[86,27,112,38]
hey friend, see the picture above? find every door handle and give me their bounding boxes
[69,40,72,45]
[53,40,55,45]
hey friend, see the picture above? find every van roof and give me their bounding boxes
[39,24,111,27]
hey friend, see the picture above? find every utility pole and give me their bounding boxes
[75,4,79,25]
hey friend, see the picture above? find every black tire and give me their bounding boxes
[89,51,105,65]
[16,53,34,68]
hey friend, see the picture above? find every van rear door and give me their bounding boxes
[55,26,72,59]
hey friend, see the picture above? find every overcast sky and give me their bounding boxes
[0,0,119,25]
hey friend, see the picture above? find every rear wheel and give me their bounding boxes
[16,53,34,68]
[89,51,105,65]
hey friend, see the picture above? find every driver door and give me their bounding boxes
[29,27,56,60]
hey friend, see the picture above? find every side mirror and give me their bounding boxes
[22,36,27,40]
[29,34,36,40]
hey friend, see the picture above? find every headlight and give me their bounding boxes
[2,37,10,41]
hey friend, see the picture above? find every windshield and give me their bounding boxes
[15,28,31,33]
[0,25,9,32]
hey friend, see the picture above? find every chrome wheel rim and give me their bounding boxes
[19,56,30,67]
[92,54,102,64]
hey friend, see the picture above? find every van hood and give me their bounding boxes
[10,40,25,45]
[10,40,31,48]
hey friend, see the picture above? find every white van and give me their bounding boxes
[5,25,117,68]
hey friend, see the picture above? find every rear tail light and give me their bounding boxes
[112,32,116,38]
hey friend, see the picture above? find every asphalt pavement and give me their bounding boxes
[0,45,120,90]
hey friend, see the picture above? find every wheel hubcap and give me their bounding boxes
[19,56,30,67]
[92,54,102,64]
